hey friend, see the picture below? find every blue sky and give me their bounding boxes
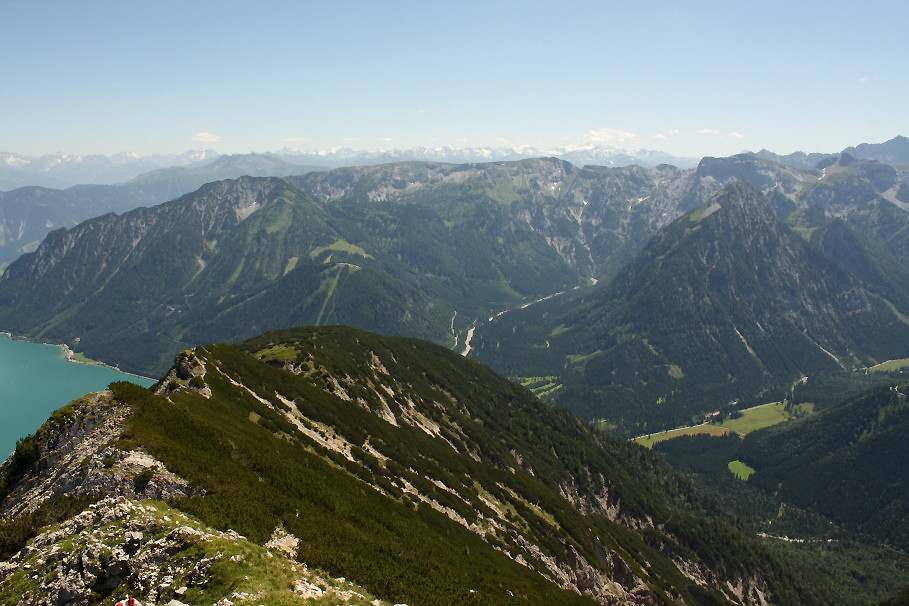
[2,0,907,158]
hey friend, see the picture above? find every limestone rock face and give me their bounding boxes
[0,390,198,520]
[0,495,380,606]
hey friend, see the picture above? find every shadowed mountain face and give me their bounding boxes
[843,135,909,164]
[471,182,909,431]
[0,326,821,605]
[0,154,325,267]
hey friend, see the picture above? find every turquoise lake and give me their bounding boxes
[0,334,155,458]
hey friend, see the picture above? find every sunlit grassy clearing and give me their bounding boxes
[634,401,812,448]
[718,402,793,435]
[634,424,733,449]
[728,460,755,480]
[70,352,98,364]
[309,238,373,260]
[868,358,909,372]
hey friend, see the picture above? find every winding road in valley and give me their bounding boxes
[459,284,585,357]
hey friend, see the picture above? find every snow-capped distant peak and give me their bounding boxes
[272,144,697,169]
[0,153,31,168]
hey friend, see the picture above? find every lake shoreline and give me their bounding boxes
[0,334,156,457]
[0,330,157,383]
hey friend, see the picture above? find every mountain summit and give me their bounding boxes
[843,135,909,164]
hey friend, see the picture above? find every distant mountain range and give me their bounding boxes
[751,135,909,169]
[0,145,699,265]
[276,144,701,171]
[0,144,701,191]
[3,135,906,193]
[3,150,909,431]
[1,136,904,270]
[0,149,219,189]
[843,135,909,164]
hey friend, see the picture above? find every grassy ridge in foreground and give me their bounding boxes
[115,377,598,606]
[103,326,823,605]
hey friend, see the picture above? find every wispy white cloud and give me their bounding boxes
[653,133,668,140]
[282,136,309,143]
[668,129,681,135]
[416,108,426,113]
[191,132,222,143]
[698,128,720,135]
[858,76,869,83]
[378,137,393,142]
[584,127,637,144]
[729,131,745,139]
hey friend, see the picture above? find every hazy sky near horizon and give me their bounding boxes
[2,0,907,158]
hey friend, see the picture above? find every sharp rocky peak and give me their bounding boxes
[690,180,779,235]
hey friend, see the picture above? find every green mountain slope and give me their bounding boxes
[472,182,909,432]
[288,159,701,281]
[740,380,909,550]
[0,175,582,375]
[648,378,909,604]
[0,326,820,604]
[812,219,909,315]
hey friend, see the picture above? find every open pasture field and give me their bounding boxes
[634,424,733,448]
[719,402,792,435]
[868,358,909,372]
[727,460,756,480]
[634,401,812,448]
